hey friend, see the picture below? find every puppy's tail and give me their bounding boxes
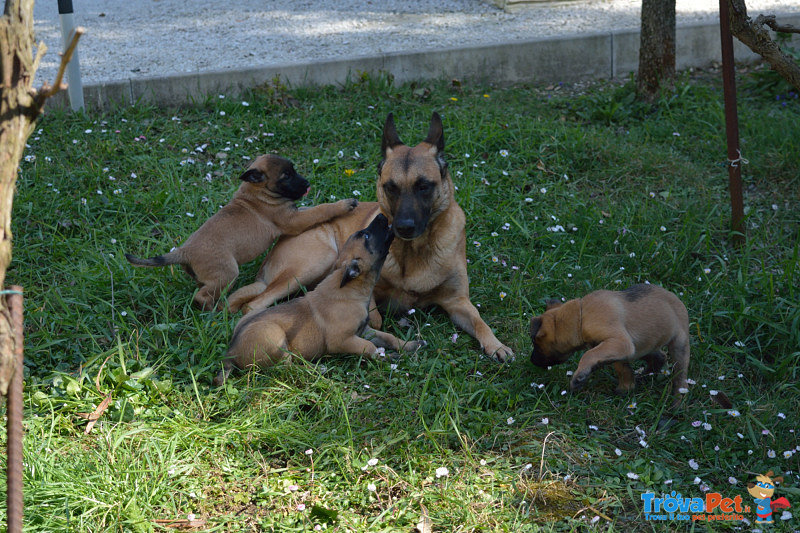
[226,281,268,313]
[125,249,184,267]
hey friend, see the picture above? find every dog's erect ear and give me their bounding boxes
[239,168,266,183]
[529,317,543,339]
[340,260,362,287]
[381,113,403,158]
[545,299,563,311]
[425,112,445,153]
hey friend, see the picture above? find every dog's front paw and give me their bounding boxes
[487,344,514,363]
[403,339,427,352]
[570,370,591,392]
[338,198,358,212]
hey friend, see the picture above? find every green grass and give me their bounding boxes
[2,70,799,531]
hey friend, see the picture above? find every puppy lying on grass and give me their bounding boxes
[529,284,689,407]
[125,154,357,310]
[214,214,425,385]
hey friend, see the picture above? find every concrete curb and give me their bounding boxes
[49,16,800,111]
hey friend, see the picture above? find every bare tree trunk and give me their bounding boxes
[0,0,81,393]
[0,0,38,394]
[637,0,677,101]
[727,0,800,92]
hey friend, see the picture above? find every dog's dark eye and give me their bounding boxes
[415,179,434,193]
[363,232,370,241]
[383,182,399,196]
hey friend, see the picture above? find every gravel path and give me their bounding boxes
[32,0,800,85]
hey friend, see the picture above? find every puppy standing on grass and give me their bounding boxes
[125,154,357,310]
[214,214,425,385]
[529,284,690,406]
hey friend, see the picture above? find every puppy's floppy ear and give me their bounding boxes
[545,299,563,311]
[529,317,543,339]
[340,259,362,287]
[747,482,756,489]
[381,113,403,159]
[772,476,784,485]
[240,168,266,183]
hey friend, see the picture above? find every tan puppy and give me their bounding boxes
[125,154,357,310]
[529,284,689,405]
[214,214,424,385]
[227,114,513,361]
[226,202,382,315]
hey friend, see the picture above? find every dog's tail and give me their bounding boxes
[125,249,184,267]
[226,281,268,313]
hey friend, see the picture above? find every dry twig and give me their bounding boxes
[39,26,84,100]
[78,393,113,434]
[758,15,800,34]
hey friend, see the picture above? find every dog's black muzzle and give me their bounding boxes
[392,195,430,240]
[530,348,550,367]
[365,214,395,258]
[280,174,311,200]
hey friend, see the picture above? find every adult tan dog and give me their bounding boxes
[214,214,424,385]
[125,154,357,310]
[529,284,690,406]
[227,113,513,361]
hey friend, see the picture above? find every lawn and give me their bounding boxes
[2,68,799,531]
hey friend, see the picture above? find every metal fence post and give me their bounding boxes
[5,286,24,533]
[57,0,85,111]
[719,0,746,245]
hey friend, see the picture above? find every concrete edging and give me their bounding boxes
[48,16,800,111]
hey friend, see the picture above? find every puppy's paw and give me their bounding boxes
[338,198,359,212]
[488,344,515,363]
[402,339,427,352]
[570,370,591,392]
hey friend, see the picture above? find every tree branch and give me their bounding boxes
[39,26,84,99]
[758,15,800,35]
[30,40,46,76]
[727,0,800,92]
